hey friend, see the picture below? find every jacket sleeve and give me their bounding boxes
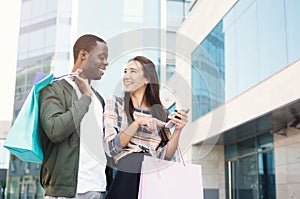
[39,83,91,143]
[103,96,123,157]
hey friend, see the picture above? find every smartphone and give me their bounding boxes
[165,109,188,128]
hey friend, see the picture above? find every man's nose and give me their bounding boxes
[102,59,108,70]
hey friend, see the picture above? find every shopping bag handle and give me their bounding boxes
[53,72,79,82]
[159,143,186,166]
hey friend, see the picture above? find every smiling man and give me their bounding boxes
[39,34,110,199]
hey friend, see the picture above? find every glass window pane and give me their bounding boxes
[21,1,31,24]
[235,0,260,94]
[238,155,259,199]
[225,143,237,160]
[167,0,184,28]
[213,0,300,102]
[29,29,45,52]
[258,152,276,199]
[191,21,225,120]
[45,26,56,48]
[257,0,288,80]
[285,0,300,63]
[238,137,256,156]
[31,0,46,19]
[257,133,273,152]
[46,0,58,13]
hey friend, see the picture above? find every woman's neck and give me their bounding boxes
[130,92,149,110]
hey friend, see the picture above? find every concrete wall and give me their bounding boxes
[274,127,300,199]
[192,144,225,199]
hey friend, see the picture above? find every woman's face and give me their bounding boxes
[123,60,148,94]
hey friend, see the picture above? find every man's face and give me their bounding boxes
[81,41,108,80]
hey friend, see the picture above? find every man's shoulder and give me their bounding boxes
[41,79,72,96]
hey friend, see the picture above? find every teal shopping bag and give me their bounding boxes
[4,74,54,163]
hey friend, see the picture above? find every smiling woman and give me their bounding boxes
[123,60,148,95]
[0,0,21,121]
[103,56,189,199]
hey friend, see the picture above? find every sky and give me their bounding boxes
[0,0,21,121]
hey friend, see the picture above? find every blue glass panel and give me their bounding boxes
[238,155,259,199]
[258,152,276,199]
[225,143,237,160]
[237,137,256,156]
[192,0,300,121]
[257,133,273,152]
[285,0,300,63]
[192,21,225,120]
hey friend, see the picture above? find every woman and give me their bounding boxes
[103,56,188,199]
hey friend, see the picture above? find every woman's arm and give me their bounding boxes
[165,109,189,159]
[119,117,166,147]
[103,96,165,156]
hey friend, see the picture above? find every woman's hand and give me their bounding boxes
[135,117,166,132]
[169,109,189,130]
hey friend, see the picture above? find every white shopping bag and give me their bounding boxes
[138,155,203,199]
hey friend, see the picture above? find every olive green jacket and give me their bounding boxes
[39,79,91,197]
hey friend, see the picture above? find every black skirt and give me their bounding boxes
[105,153,145,199]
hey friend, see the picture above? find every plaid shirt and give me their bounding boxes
[103,95,169,163]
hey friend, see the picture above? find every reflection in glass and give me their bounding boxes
[258,152,276,199]
[238,156,258,199]
[257,133,273,152]
[192,21,225,120]
[238,137,256,156]
[225,134,276,199]
[192,0,300,120]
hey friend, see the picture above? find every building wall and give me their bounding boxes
[274,127,300,199]
[172,0,300,198]
[192,144,225,199]
[174,0,300,146]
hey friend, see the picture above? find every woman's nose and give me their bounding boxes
[123,71,131,79]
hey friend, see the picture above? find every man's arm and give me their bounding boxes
[39,83,91,143]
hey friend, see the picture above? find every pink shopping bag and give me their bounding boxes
[138,155,203,199]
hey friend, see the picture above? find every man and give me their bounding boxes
[39,34,110,199]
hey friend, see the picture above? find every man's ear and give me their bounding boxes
[73,50,88,72]
[79,49,88,60]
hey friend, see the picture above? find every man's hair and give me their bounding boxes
[73,34,106,63]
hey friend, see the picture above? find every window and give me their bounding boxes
[192,0,300,120]
[225,133,276,199]
[191,21,225,120]
[19,182,36,199]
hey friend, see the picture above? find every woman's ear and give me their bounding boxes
[145,79,150,85]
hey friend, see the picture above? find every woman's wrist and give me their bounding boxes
[132,120,140,127]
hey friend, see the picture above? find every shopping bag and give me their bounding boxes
[138,155,203,199]
[4,73,54,163]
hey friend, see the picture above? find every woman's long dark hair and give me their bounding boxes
[124,56,169,145]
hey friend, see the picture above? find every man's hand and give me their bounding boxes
[73,69,92,97]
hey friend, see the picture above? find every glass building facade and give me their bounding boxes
[8,0,169,198]
[8,0,73,198]
[166,0,191,81]
[225,133,276,199]
[192,0,300,120]
[192,21,225,120]
[189,0,300,198]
